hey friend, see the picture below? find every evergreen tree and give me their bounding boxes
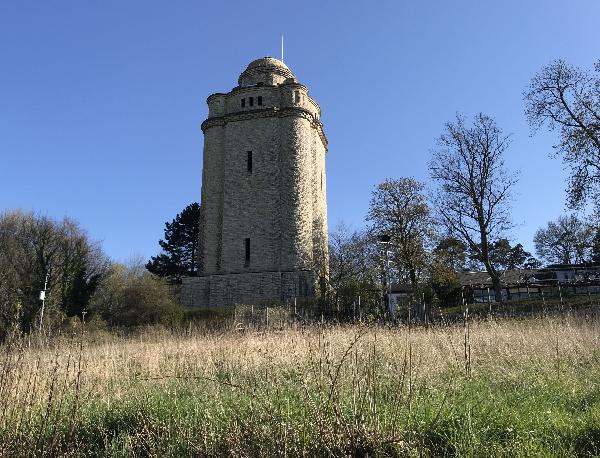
[593,231,600,263]
[468,239,540,271]
[146,203,200,283]
[432,237,468,272]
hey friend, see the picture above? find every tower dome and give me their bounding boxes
[238,57,296,86]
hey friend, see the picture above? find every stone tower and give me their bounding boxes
[182,57,328,307]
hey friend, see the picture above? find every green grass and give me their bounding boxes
[2,317,600,456]
[2,348,600,456]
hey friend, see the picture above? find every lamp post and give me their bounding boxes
[378,234,395,322]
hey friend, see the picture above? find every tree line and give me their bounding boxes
[133,58,600,310]
[1,59,599,337]
[325,57,600,307]
[0,210,184,340]
[146,59,600,311]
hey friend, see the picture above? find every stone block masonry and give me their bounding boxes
[182,57,328,308]
[181,270,317,308]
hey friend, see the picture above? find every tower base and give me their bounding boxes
[181,271,317,308]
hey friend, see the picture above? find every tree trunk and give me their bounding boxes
[409,268,417,288]
[490,273,503,303]
[479,223,502,303]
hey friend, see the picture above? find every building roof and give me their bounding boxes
[456,263,600,288]
[238,57,296,86]
[458,269,538,287]
[245,57,291,72]
[542,262,600,270]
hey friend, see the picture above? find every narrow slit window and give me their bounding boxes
[294,91,300,103]
[241,98,245,108]
[257,96,263,106]
[245,238,250,264]
[249,96,254,107]
[247,151,252,173]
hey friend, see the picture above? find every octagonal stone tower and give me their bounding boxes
[181,57,328,307]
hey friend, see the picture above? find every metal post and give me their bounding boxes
[38,271,49,331]
[542,289,546,307]
[558,282,563,307]
[388,272,394,322]
[384,245,394,321]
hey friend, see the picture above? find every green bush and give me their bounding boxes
[89,262,183,327]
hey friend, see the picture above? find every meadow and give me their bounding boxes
[1,312,600,457]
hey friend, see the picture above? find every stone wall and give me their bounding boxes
[181,270,317,308]
[220,116,280,272]
[208,83,320,121]
[199,123,225,275]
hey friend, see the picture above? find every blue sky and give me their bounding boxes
[1,1,598,262]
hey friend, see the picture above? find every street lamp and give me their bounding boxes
[377,234,395,321]
[379,234,391,244]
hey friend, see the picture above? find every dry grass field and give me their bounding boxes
[1,313,600,456]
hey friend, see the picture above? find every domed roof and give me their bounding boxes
[238,57,295,86]
[245,57,291,72]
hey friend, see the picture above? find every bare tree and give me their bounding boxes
[533,214,595,265]
[0,213,26,339]
[0,210,107,335]
[525,59,600,210]
[429,114,518,302]
[367,178,433,288]
[326,223,379,308]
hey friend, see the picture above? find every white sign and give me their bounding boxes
[39,291,46,301]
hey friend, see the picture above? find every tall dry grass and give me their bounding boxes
[1,314,599,456]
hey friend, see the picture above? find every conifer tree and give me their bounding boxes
[146,203,200,283]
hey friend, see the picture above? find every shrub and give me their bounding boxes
[89,261,182,327]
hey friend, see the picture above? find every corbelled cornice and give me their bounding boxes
[202,107,328,149]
